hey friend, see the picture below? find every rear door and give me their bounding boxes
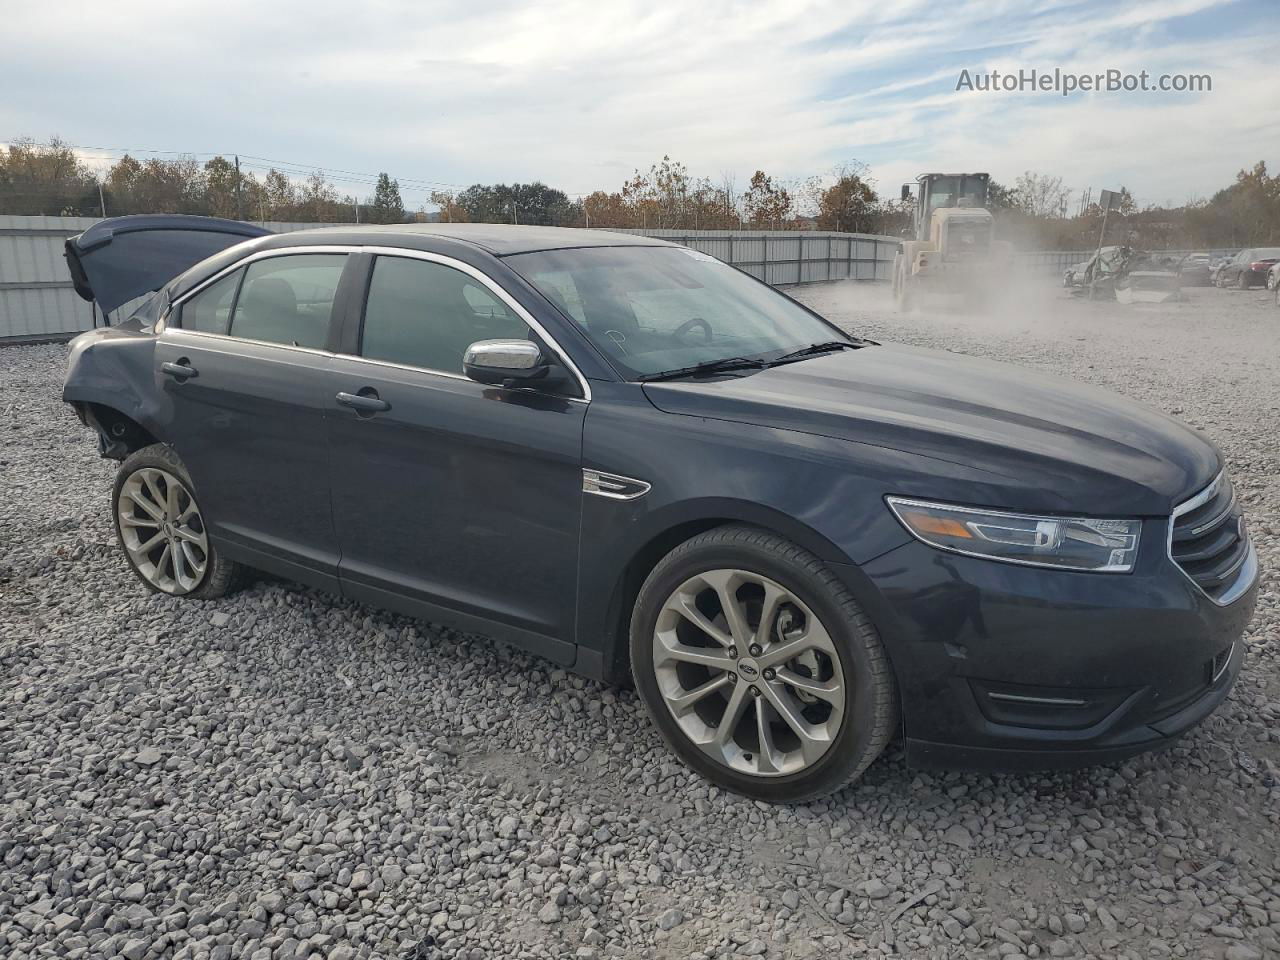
[323,252,587,662]
[156,251,356,590]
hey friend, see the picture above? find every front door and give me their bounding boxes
[324,252,586,662]
[156,252,353,589]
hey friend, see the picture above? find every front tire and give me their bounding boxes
[629,525,897,802]
[112,443,243,599]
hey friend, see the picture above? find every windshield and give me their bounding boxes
[925,175,987,215]
[507,246,847,378]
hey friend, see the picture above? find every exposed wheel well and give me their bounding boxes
[78,403,159,460]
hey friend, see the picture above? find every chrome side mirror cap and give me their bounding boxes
[464,339,542,371]
[463,339,565,389]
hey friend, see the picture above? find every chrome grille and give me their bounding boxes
[1169,472,1253,603]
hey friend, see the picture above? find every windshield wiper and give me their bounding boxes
[639,356,769,382]
[768,340,855,365]
[762,340,855,366]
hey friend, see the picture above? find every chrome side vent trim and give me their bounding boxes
[582,469,651,501]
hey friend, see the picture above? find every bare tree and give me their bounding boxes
[1013,171,1072,218]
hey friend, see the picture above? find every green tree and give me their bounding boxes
[370,172,405,223]
[297,171,340,222]
[985,179,1017,211]
[0,137,99,215]
[816,164,878,232]
[742,170,792,226]
[262,169,298,220]
[456,182,577,226]
[203,156,240,219]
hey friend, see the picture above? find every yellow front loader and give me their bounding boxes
[892,172,1014,310]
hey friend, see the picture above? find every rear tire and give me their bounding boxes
[1237,271,1251,290]
[629,525,897,803]
[112,443,244,599]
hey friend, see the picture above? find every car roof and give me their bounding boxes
[262,223,676,257]
[163,223,680,305]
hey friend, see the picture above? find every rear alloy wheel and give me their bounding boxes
[113,444,243,599]
[631,526,897,802]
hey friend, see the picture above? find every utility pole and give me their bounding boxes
[234,155,243,221]
[97,180,107,218]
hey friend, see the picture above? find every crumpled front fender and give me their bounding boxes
[62,327,167,445]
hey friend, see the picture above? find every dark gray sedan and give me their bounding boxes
[61,217,1257,801]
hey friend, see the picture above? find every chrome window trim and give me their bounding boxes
[162,326,336,359]
[582,469,651,500]
[333,352,471,382]
[166,244,592,403]
[1167,470,1258,607]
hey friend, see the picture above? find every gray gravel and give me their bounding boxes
[2,281,1278,960]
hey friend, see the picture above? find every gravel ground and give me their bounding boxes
[1,282,1277,960]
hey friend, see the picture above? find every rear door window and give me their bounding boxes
[229,254,348,349]
[179,269,244,335]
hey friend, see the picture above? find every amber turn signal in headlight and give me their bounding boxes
[887,497,1141,572]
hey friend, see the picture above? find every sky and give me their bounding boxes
[3,0,1278,211]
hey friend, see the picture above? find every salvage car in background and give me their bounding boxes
[1215,248,1280,288]
[62,216,1257,802]
[1177,252,1212,286]
[1064,245,1180,302]
[1210,253,1238,285]
[1266,261,1280,291]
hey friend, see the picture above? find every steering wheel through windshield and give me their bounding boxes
[671,316,713,344]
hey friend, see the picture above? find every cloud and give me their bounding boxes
[1,0,1274,207]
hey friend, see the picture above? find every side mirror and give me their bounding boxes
[463,339,566,390]
[900,184,911,202]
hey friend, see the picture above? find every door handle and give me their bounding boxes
[161,360,197,379]
[336,390,391,414]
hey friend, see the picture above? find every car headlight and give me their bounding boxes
[886,497,1141,573]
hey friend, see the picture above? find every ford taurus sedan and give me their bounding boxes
[62,217,1259,802]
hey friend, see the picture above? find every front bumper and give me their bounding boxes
[833,534,1258,772]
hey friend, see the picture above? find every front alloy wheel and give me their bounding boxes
[631,525,897,802]
[117,467,209,594]
[112,443,244,599]
[652,569,845,777]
